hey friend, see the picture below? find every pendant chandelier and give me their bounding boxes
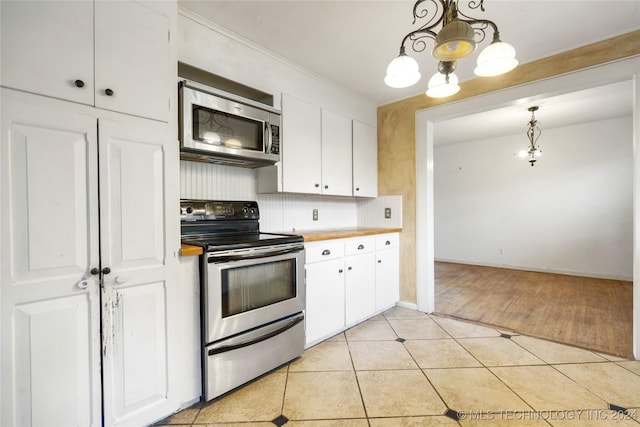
[385,0,518,98]
[519,106,542,167]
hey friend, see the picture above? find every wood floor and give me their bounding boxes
[434,261,634,357]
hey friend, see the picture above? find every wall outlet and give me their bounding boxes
[384,207,392,219]
[313,209,318,221]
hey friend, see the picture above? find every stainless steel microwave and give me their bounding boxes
[179,80,281,168]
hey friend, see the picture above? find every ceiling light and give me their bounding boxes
[385,0,517,98]
[523,106,542,167]
[426,61,460,98]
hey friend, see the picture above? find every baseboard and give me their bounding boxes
[396,300,420,311]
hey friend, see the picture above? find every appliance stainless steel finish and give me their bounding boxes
[179,80,281,168]
[180,200,305,401]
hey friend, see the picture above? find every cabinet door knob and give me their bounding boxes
[385,240,391,245]
[355,187,360,191]
[314,183,320,188]
[324,185,328,189]
[378,260,382,264]
[322,249,331,256]
[102,267,111,275]
[348,266,352,271]
[104,88,114,96]
[338,269,343,273]
[357,244,365,250]
[74,79,85,88]
[90,267,100,275]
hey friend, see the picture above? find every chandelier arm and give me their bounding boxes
[400,28,438,53]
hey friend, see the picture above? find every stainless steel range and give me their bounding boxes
[180,200,305,401]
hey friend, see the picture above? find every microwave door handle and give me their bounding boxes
[208,246,302,263]
[265,121,272,154]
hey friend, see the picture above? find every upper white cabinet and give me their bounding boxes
[1,0,170,122]
[321,110,353,196]
[259,94,376,197]
[352,121,378,198]
[281,94,322,194]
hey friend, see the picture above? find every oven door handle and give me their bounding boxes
[207,314,304,355]
[208,246,302,263]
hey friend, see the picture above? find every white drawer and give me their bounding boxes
[376,233,399,250]
[305,241,344,264]
[344,236,375,256]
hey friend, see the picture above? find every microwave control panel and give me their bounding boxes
[270,124,280,155]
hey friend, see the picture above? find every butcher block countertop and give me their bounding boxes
[299,227,402,243]
[181,244,203,257]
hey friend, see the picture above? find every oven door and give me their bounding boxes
[204,243,305,344]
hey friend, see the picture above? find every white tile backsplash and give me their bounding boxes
[180,160,402,232]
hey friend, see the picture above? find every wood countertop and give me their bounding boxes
[181,244,203,257]
[298,227,402,242]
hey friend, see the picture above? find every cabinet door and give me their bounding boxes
[305,259,345,346]
[95,1,170,122]
[344,253,376,326]
[99,117,178,426]
[321,109,352,196]
[0,90,102,427]
[281,94,322,194]
[375,248,400,311]
[352,121,378,197]
[0,1,94,105]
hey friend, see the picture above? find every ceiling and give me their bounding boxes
[178,1,639,138]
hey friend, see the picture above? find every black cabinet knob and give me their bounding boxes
[104,88,114,96]
[355,187,360,191]
[90,267,100,275]
[378,260,382,264]
[338,269,343,273]
[324,185,328,189]
[314,183,320,188]
[74,79,85,88]
[102,267,111,275]
[322,249,331,256]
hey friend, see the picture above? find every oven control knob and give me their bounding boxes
[186,207,193,214]
[249,208,257,217]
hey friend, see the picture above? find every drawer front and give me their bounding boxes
[376,233,399,250]
[344,236,375,256]
[305,241,344,264]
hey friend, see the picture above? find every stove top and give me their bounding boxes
[180,199,303,252]
[181,232,303,252]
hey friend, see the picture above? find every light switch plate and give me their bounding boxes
[313,209,318,221]
[384,207,392,219]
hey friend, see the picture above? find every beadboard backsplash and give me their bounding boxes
[180,160,402,232]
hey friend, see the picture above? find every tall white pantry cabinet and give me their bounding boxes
[0,1,180,427]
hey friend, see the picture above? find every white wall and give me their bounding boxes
[434,116,633,280]
[177,10,386,233]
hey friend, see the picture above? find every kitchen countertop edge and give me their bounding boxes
[181,244,204,257]
[299,227,402,242]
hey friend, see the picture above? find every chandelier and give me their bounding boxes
[519,106,542,166]
[384,0,518,98]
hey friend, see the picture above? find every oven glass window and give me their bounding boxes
[192,106,264,151]
[221,259,296,317]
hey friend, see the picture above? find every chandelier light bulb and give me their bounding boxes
[474,41,518,77]
[384,53,421,88]
[426,71,460,98]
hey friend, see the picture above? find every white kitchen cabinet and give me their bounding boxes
[352,120,378,198]
[261,94,374,197]
[0,89,179,427]
[281,94,322,194]
[304,233,399,345]
[0,0,170,122]
[344,237,376,326]
[375,234,400,311]
[321,109,353,196]
[305,241,345,346]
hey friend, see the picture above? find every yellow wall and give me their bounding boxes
[377,30,640,304]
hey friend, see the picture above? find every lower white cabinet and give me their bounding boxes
[375,234,400,311]
[304,233,399,347]
[344,237,376,327]
[0,89,180,427]
[305,241,345,345]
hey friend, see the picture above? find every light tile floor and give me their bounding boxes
[156,307,640,427]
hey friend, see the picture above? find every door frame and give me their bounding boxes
[415,56,640,359]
